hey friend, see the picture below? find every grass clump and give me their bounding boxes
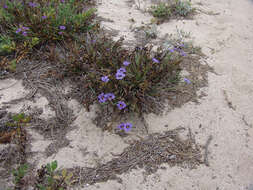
[7,161,73,190]
[0,0,96,54]
[173,0,193,16]
[0,34,16,55]
[36,160,74,190]
[151,0,194,19]
[60,33,186,128]
[10,164,28,189]
[151,3,172,18]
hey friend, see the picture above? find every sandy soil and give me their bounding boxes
[1,0,253,189]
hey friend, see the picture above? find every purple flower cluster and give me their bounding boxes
[42,15,47,20]
[16,26,29,36]
[99,61,133,131]
[115,60,131,80]
[58,25,66,35]
[115,67,126,80]
[118,122,133,132]
[98,93,127,110]
[168,45,187,57]
[98,93,115,103]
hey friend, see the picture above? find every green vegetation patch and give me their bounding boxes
[0,0,96,55]
[151,0,195,19]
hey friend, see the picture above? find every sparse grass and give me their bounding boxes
[150,0,195,19]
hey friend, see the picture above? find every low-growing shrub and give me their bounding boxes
[174,0,193,16]
[0,35,16,55]
[7,161,73,190]
[60,33,186,128]
[151,3,171,18]
[36,160,73,190]
[12,164,28,187]
[150,0,194,19]
[0,0,96,53]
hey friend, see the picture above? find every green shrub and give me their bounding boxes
[0,35,16,55]
[37,160,73,190]
[8,161,73,190]
[174,0,194,16]
[150,0,194,19]
[62,34,183,118]
[12,164,28,185]
[0,0,96,52]
[151,3,171,18]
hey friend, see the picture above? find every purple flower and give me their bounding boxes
[180,50,187,57]
[98,93,107,103]
[117,101,126,110]
[16,26,29,35]
[28,2,37,7]
[115,72,126,80]
[58,32,63,35]
[22,27,29,30]
[117,67,126,73]
[118,123,126,130]
[22,31,27,36]
[59,25,66,30]
[152,58,159,63]
[61,0,65,2]
[123,61,130,66]
[116,67,127,79]
[101,76,109,83]
[173,47,179,51]
[124,123,133,132]
[16,28,22,34]
[105,93,115,101]
[3,4,7,9]
[42,15,47,19]
[168,48,175,53]
[117,122,133,132]
[184,78,191,84]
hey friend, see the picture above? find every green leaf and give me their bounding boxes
[61,169,67,177]
[47,176,54,185]
[37,184,46,190]
[51,160,57,171]
[46,163,51,173]
[12,113,25,122]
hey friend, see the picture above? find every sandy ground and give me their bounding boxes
[1,0,253,189]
